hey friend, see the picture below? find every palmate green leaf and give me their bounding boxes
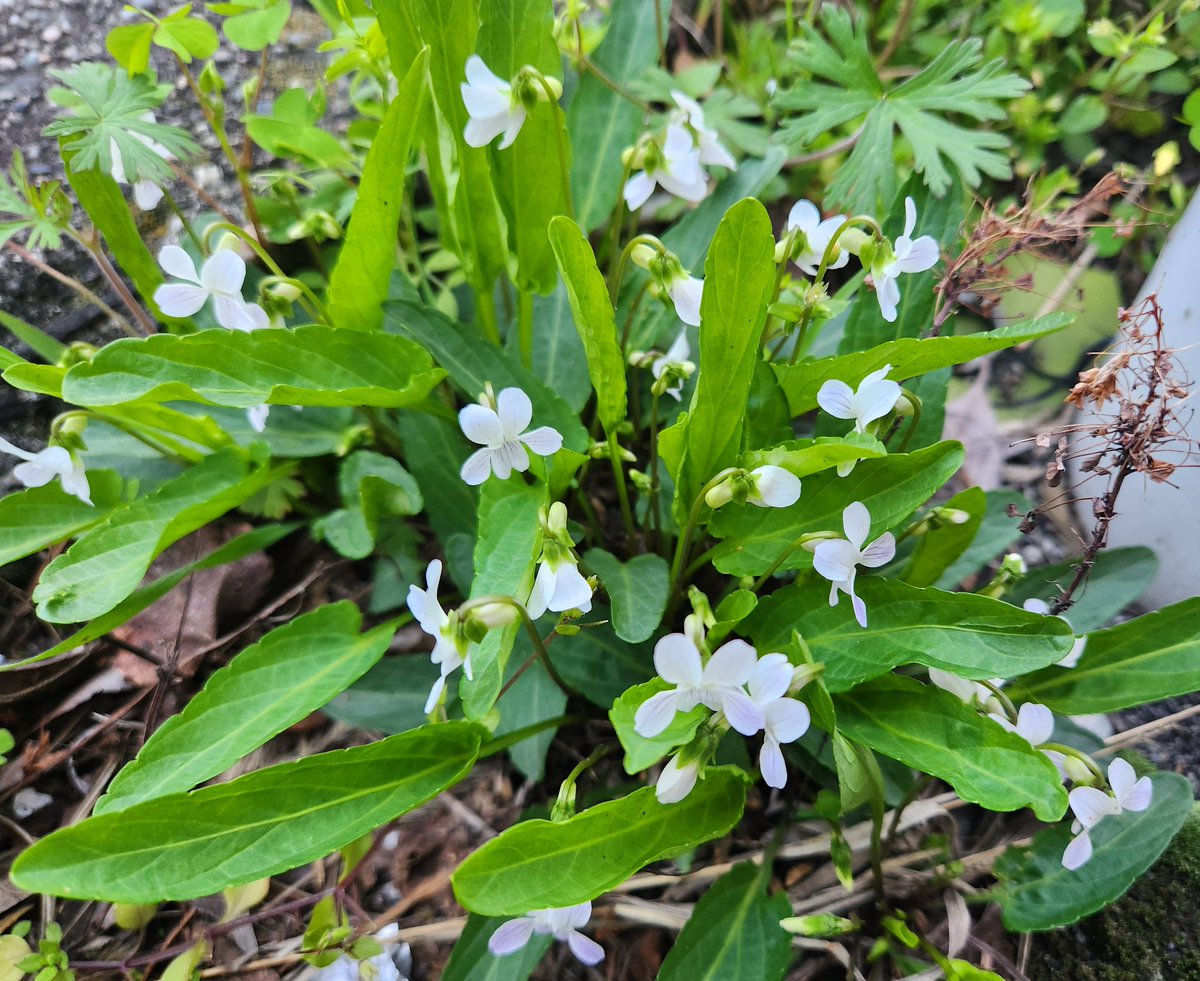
[45,64,198,183]
[11,721,483,903]
[208,0,291,51]
[990,772,1194,931]
[774,314,1070,416]
[461,481,545,720]
[32,449,280,623]
[584,549,668,644]
[834,676,1067,821]
[452,768,747,915]
[0,470,131,568]
[569,0,669,231]
[744,577,1074,693]
[709,442,964,577]
[776,4,1028,210]
[57,326,445,409]
[312,451,423,560]
[152,10,220,63]
[1007,546,1157,634]
[674,198,776,521]
[443,913,552,981]
[903,486,986,588]
[1009,598,1200,714]
[0,151,72,252]
[659,863,792,981]
[95,603,397,815]
[2,524,296,671]
[610,679,707,774]
[327,51,428,332]
[548,217,627,434]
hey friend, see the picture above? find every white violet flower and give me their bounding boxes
[1062,758,1152,871]
[1023,598,1088,668]
[153,245,270,332]
[670,90,737,169]
[246,404,271,433]
[314,924,404,981]
[108,113,172,211]
[527,552,592,620]
[0,436,91,505]
[461,55,526,149]
[927,668,999,708]
[458,387,563,485]
[811,502,896,628]
[489,902,604,966]
[665,272,704,327]
[990,702,1055,747]
[871,196,939,323]
[786,199,849,277]
[656,752,701,804]
[634,634,763,738]
[406,559,472,713]
[624,123,708,210]
[817,365,903,436]
[650,329,692,401]
[746,465,802,508]
[747,653,811,789]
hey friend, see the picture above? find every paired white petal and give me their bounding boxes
[0,439,92,505]
[748,466,801,508]
[461,55,526,149]
[817,365,900,434]
[667,275,704,327]
[488,916,535,956]
[748,653,792,704]
[991,703,1055,747]
[526,556,592,619]
[1061,829,1093,870]
[1109,758,1152,811]
[492,904,603,965]
[670,90,736,169]
[656,754,699,803]
[842,501,871,550]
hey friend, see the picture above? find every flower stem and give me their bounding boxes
[476,284,502,346]
[532,72,575,217]
[608,431,637,541]
[979,679,1018,723]
[460,595,576,696]
[665,468,739,619]
[203,221,328,323]
[1041,743,1107,784]
[516,287,534,369]
[648,388,662,553]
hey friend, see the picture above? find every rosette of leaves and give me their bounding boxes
[44,63,198,183]
[777,3,1029,212]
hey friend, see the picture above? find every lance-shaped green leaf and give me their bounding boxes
[443,912,552,981]
[326,51,428,331]
[658,863,792,981]
[569,0,669,231]
[2,524,296,671]
[902,486,985,587]
[11,722,483,903]
[548,217,626,433]
[1007,546,1157,634]
[59,327,444,409]
[935,488,1030,589]
[610,680,707,774]
[452,768,747,915]
[384,300,587,453]
[584,549,668,644]
[461,481,545,719]
[737,435,886,480]
[397,413,478,543]
[709,442,964,577]
[834,676,1067,821]
[990,772,1194,931]
[33,450,277,623]
[1009,598,1200,714]
[772,314,1070,417]
[95,603,397,815]
[0,470,131,568]
[478,0,570,293]
[674,199,776,519]
[745,578,1074,692]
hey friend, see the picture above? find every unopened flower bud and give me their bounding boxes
[780,914,857,938]
[630,243,658,269]
[471,601,518,631]
[1062,755,1094,785]
[268,281,302,301]
[838,228,870,256]
[538,75,563,102]
[799,530,841,552]
[934,507,971,525]
[789,661,824,693]
[214,231,242,255]
[893,392,918,418]
[546,500,569,536]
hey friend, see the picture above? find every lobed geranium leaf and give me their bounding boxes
[989,772,1195,931]
[58,326,445,409]
[1009,597,1200,714]
[95,602,398,814]
[451,768,748,916]
[658,862,792,981]
[11,722,483,903]
[835,675,1068,821]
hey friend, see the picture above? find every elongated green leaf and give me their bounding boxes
[327,51,428,331]
[569,0,668,230]
[57,327,445,409]
[33,450,277,623]
[584,549,668,643]
[1009,598,1200,713]
[610,679,707,773]
[1007,547,1157,634]
[494,656,566,781]
[478,0,569,293]
[517,286,590,413]
[991,772,1194,931]
[746,577,1074,692]
[659,863,792,981]
[323,656,443,735]
[675,198,776,519]
[0,471,131,568]
[710,442,964,577]
[551,629,653,708]
[903,486,986,587]
[0,308,68,362]
[461,481,545,719]
[11,722,483,902]
[773,314,1070,416]
[397,413,478,543]
[95,603,396,815]
[834,676,1067,821]
[443,913,552,981]
[547,217,626,433]
[738,435,887,480]
[2,524,296,670]
[452,768,747,915]
[384,300,588,452]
